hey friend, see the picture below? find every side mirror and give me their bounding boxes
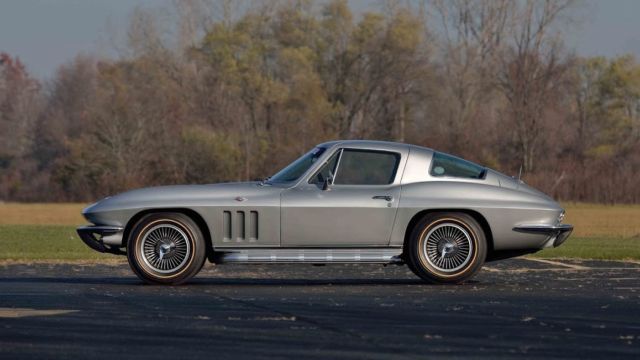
[322,172,334,191]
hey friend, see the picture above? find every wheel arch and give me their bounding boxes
[123,208,215,262]
[403,209,494,256]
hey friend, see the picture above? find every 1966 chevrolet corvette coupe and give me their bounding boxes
[78,140,572,285]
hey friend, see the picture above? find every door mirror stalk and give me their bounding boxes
[322,172,334,191]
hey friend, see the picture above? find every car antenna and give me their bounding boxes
[517,165,523,183]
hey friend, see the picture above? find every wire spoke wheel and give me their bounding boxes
[140,224,191,274]
[422,222,473,273]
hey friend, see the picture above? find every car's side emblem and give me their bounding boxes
[235,196,247,202]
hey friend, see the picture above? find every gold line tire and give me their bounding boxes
[127,213,206,285]
[407,212,486,284]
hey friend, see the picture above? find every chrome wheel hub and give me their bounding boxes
[140,224,191,274]
[439,240,458,258]
[157,242,174,261]
[423,223,473,273]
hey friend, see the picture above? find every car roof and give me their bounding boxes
[317,139,433,153]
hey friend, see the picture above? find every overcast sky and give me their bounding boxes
[0,0,639,80]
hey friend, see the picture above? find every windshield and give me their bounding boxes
[268,147,327,183]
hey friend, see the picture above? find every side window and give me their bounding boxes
[309,150,340,185]
[430,152,486,179]
[334,149,399,185]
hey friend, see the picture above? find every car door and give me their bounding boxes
[280,147,405,247]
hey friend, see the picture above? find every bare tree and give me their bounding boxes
[0,54,41,161]
[430,0,511,152]
[0,53,43,200]
[495,0,575,172]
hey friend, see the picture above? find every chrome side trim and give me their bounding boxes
[216,248,403,264]
[513,224,573,248]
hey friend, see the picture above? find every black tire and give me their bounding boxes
[127,213,206,285]
[406,212,486,284]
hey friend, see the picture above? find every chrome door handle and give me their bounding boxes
[372,195,393,201]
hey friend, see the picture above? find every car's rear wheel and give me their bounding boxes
[407,212,486,284]
[127,213,206,285]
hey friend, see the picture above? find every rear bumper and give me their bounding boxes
[513,224,573,248]
[77,225,125,255]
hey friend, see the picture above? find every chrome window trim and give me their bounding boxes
[331,148,401,186]
[332,148,344,182]
[294,141,409,188]
[307,148,342,185]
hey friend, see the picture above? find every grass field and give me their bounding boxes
[0,203,116,262]
[0,202,639,261]
[0,224,117,261]
[531,203,640,260]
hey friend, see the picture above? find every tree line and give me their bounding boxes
[0,0,639,203]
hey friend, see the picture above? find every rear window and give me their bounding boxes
[430,152,486,179]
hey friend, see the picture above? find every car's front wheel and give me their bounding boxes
[406,212,486,284]
[127,213,206,285]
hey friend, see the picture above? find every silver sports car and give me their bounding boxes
[78,140,573,285]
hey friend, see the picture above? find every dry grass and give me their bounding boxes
[0,203,87,225]
[562,203,640,238]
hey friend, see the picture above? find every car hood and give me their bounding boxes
[83,182,281,215]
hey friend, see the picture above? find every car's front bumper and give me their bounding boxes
[77,225,125,255]
[513,224,573,248]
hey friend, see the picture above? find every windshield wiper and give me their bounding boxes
[259,176,271,186]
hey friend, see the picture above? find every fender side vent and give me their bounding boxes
[223,211,232,242]
[250,211,258,242]
[236,211,245,241]
[223,210,258,243]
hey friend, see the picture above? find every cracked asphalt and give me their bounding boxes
[0,258,639,359]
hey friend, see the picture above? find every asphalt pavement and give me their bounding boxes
[0,258,639,359]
